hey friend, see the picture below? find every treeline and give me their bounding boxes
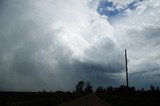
[96,85,160,106]
[74,80,160,97]
[95,85,160,93]
[75,81,93,93]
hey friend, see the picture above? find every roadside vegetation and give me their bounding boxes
[0,80,92,106]
[96,85,160,106]
[1,81,160,106]
[0,91,84,106]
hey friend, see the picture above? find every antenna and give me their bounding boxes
[125,49,129,88]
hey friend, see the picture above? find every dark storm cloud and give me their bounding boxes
[0,0,125,91]
[129,71,160,89]
[0,1,63,90]
[72,60,125,86]
[74,61,123,73]
[55,59,125,88]
[1,0,159,91]
[52,37,125,88]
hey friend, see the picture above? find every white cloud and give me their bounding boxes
[113,0,160,76]
[113,0,134,5]
[0,0,160,91]
[0,0,119,91]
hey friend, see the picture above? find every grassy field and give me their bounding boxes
[0,91,84,106]
[97,92,160,106]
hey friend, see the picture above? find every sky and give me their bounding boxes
[0,0,160,91]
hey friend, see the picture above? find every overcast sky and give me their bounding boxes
[0,0,160,91]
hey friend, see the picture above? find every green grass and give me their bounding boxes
[97,92,160,106]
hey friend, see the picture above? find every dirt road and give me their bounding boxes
[58,94,110,106]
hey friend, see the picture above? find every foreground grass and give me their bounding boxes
[0,91,84,106]
[97,92,160,106]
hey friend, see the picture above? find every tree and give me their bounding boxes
[150,85,155,91]
[96,87,104,93]
[156,87,159,91]
[130,86,135,92]
[107,86,113,92]
[75,81,85,93]
[141,88,144,91]
[84,82,93,93]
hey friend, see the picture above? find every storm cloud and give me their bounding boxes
[0,0,160,91]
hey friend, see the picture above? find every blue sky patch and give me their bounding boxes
[97,0,145,22]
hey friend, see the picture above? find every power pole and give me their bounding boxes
[125,49,129,88]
